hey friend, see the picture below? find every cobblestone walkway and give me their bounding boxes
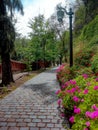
[0,68,67,130]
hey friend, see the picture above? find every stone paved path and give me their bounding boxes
[0,67,67,130]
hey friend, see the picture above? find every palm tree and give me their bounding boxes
[0,0,24,86]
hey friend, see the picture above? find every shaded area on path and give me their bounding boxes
[23,81,58,105]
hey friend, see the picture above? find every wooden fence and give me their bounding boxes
[0,60,51,74]
[0,60,26,74]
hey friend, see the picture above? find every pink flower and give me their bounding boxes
[61,85,65,89]
[83,89,88,94]
[92,104,96,110]
[86,82,91,86]
[82,74,88,79]
[75,86,79,90]
[73,96,80,102]
[74,107,81,114]
[90,111,98,119]
[74,106,77,109]
[64,81,69,87]
[69,116,74,123]
[61,83,68,89]
[85,111,91,118]
[84,128,88,130]
[85,111,98,119]
[92,104,98,111]
[55,89,61,95]
[70,88,76,93]
[60,113,65,117]
[56,64,64,72]
[81,99,84,102]
[86,121,90,127]
[57,99,62,106]
[78,89,81,93]
[70,80,76,85]
[96,78,98,82]
[66,90,70,93]
[94,86,98,90]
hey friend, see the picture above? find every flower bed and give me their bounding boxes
[56,65,98,130]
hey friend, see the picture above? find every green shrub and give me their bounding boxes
[74,48,94,67]
[77,67,94,76]
[56,64,77,84]
[56,75,98,130]
[91,55,98,75]
[80,15,98,41]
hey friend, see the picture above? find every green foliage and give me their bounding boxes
[91,55,98,74]
[80,15,98,41]
[81,0,98,23]
[12,37,30,61]
[77,67,93,76]
[89,35,98,47]
[74,47,94,67]
[74,5,86,35]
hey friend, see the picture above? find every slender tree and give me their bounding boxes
[0,0,23,86]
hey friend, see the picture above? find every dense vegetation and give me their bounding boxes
[13,14,69,69]
[56,0,98,129]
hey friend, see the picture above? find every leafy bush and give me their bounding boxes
[56,75,98,130]
[77,67,94,76]
[91,55,98,75]
[74,48,94,67]
[56,64,77,85]
[57,64,94,86]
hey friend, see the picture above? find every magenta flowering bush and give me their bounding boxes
[56,64,77,85]
[56,74,98,130]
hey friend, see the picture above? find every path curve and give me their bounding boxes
[0,67,68,130]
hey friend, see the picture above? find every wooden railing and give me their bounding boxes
[0,60,26,73]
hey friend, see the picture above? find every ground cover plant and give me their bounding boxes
[56,64,98,130]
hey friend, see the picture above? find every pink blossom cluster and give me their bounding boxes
[83,89,89,94]
[96,77,98,82]
[66,86,80,95]
[85,110,98,119]
[94,86,98,90]
[55,89,61,95]
[85,121,90,127]
[73,96,80,102]
[83,121,90,130]
[69,116,74,123]
[74,106,81,114]
[82,74,88,79]
[56,64,65,73]
[70,80,76,85]
[57,99,62,106]
[61,81,69,89]
[92,104,98,111]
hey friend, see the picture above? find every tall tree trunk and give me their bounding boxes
[0,0,14,86]
[1,52,14,86]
